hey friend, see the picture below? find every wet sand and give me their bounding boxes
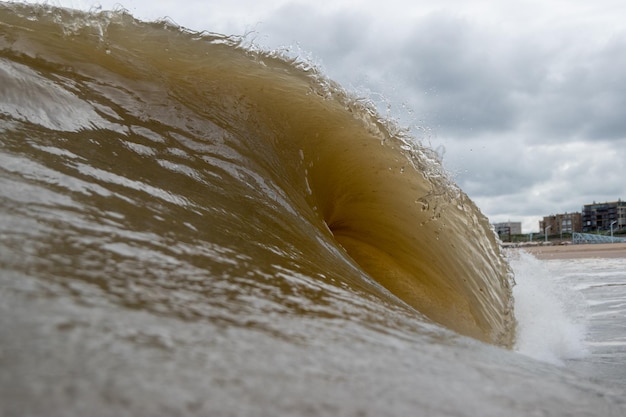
[515,242,626,260]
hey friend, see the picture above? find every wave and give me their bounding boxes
[5,4,626,416]
[0,2,516,346]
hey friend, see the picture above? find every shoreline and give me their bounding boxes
[507,242,626,260]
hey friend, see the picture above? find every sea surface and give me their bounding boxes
[1,3,625,416]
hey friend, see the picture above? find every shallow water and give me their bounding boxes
[546,257,626,386]
[2,254,626,416]
[1,3,625,416]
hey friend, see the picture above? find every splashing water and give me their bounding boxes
[510,251,589,365]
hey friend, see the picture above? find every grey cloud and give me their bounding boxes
[522,33,626,143]
[446,140,552,198]
[394,14,520,133]
[394,18,626,145]
[257,3,371,64]
[459,138,624,230]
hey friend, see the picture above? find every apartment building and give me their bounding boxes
[492,221,522,238]
[582,200,626,232]
[539,212,582,235]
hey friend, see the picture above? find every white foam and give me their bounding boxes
[509,251,589,365]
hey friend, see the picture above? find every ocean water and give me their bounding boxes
[512,254,626,385]
[1,3,625,416]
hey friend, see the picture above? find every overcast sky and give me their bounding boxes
[17,0,626,233]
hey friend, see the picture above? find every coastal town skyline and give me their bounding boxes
[494,198,625,236]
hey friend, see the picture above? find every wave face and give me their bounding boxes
[0,3,515,345]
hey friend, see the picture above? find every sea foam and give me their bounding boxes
[509,251,589,365]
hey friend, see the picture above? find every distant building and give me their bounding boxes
[492,222,522,239]
[539,212,582,236]
[582,199,626,232]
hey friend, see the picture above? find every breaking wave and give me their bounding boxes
[0,3,515,345]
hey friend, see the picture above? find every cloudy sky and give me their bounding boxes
[18,0,626,233]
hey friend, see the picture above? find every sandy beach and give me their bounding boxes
[511,242,626,260]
